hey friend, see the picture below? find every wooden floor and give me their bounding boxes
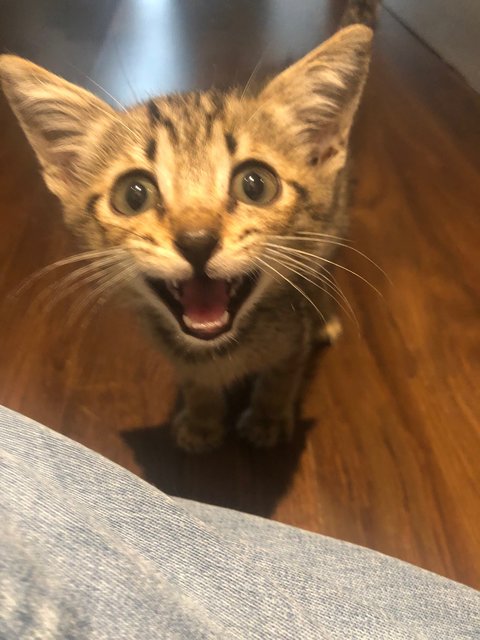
[1,1,479,589]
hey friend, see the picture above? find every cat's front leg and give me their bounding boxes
[173,381,225,453]
[237,349,308,448]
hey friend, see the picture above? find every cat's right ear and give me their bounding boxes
[0,55,115,199]
[255,25,373,169]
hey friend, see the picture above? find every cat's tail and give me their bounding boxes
[339,0,381,29]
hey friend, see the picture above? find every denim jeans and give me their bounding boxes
[0,405,478,639]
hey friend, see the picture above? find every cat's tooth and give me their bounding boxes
[183,311,230,331]
[183,315,194,329]
[167,281,181,300]
[219,311,229,325]
[230,278,241,296]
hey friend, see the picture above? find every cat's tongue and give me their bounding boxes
[180,276,229,335]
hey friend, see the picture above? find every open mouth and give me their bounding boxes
[145,271,260,340]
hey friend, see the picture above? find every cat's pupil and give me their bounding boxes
[242,172,265,201]
[126,182,147,210]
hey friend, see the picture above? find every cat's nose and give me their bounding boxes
[174,229,219,273]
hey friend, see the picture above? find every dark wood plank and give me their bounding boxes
[0,1,479,588]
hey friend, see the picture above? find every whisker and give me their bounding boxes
[244,102,264,127]
[263,247,359,328]
[67,260,137,326]
[254,256,326,324]
[45,253,125,293]
[75,292,112,337]
[268,244,339,290]
[278,251,339,290]
[65,266,125,324]
[269,235,390,281]
[75,264,139,333]
[42,255,127,313]
[317,270,358,325]
[263,243,384,298]
[62,61,144,142]
[65,60,128,112]
[264,250,358,328]
[240,49,266,101]
[271,231,350,242]
[10,248,125,299]
[251,257,284,290]
[282,252,357,321]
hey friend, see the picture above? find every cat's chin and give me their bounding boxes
[144,270,260,342]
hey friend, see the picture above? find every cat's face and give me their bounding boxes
[0,26,372,350]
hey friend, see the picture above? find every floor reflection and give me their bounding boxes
[1,0,336,107]
[91,0,192,104]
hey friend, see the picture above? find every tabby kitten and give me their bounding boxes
[0,4,376,452]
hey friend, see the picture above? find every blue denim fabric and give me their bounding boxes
[0,405,479,639]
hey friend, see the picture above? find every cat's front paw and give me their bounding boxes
[237,409,294,448]
[172,410,224,453]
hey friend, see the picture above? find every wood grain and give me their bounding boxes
[0,1,479,588]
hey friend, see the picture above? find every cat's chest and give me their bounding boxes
[175,300,311,385]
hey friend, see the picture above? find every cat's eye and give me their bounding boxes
[111,172,160,216]
[231,162,280,206]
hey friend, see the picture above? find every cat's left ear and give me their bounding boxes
[0,55,115,199]
[257,25,373,167]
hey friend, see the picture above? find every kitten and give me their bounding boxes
[0,1,377,452]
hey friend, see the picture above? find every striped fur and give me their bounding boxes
[0,17,376,451]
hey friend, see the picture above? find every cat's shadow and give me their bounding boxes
[122,419,313,518]
[121,378,315,518]
[122,345,330,516]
